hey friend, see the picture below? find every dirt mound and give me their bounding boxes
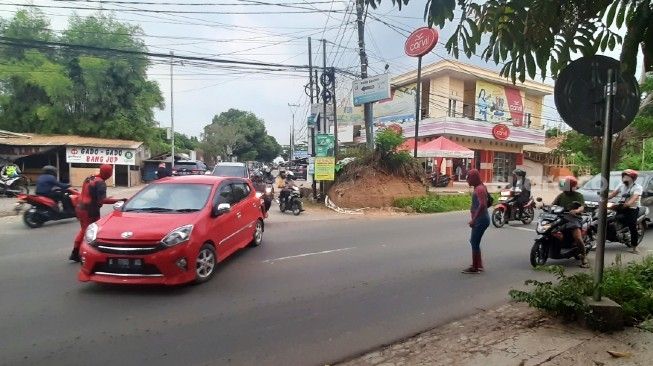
[327,167,426,208]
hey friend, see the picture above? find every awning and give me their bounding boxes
[416,137,475,158]
[397,138,425,152]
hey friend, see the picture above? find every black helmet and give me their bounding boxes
[512,168,526,177]
[42,165,57,176]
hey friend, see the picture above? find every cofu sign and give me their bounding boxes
[492,124,511,140]
[404,27,439,57]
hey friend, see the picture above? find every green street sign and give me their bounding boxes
[315,134,335,157]
[307,115,316,127]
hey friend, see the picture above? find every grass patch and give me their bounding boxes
[394,193,499,213]
[510,255,653,327]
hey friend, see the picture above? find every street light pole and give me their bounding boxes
[288,103,300,161]
[170,51,175,165]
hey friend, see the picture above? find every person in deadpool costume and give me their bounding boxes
[70,164,123,262]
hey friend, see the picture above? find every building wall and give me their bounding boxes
[524,94,545,129]
[448,77,465,116]
[442,135,523,154]
[70,167,116,187]
[428,76,450,118]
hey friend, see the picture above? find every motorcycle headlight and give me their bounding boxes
[500,191,511,197]
[85,223,99,244]
[265,187,272,194]
[255,192,263,199]
[536,222,552,234]
[161,224,193,247]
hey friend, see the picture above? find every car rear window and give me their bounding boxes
[212,166,247,178]
[582,173,645,190]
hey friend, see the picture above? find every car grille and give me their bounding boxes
[92,262,162,276]
[93,241,164,255]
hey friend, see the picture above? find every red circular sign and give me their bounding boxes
[404,27,439,57]
[492,124,511,140]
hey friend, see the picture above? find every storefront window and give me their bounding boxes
[493,152,516,183]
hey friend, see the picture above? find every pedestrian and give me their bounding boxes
[70,164,122,262]
[456,165,463,181]
[463,169,490,274]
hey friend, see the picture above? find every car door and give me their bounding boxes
[228,181,255,249]
[209,183,239,262]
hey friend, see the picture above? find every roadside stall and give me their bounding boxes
[417,137,475,184]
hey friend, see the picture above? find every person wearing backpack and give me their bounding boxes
[463,169,490,274]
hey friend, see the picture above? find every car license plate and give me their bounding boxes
[108,258,143,269]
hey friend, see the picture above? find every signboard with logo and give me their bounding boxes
[66,147,136,165]
[307,115,317,128]
[492,124,511,140]
[315,134,335,157]
[294,145,309,159]
[314,157,335,181]
[404,27,439,57]
[308,157,315,175]
[474,80,526,126]
[352,73,391,106]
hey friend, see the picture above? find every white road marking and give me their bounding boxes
[263,247,355,264]
[506,226,536,232]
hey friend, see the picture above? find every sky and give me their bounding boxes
[0,1,640,145]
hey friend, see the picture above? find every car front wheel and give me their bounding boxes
[194,244,217,284]
[249,219,264,247]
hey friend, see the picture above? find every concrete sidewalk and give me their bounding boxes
[338,302,653,366]
[0,184,145,217]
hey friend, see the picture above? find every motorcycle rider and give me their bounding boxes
[279,171,295,205]
[1,163,20,179]
[70,164,122,262]
[35,165,71,211]
[608,169,643,249]
[156,162,170,179]
[551,176,589,268]
[510,168,531,218]
[251,171,271,212]
[275,170,287,190]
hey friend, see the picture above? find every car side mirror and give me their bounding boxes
[212,203,231,217]
[113,201,125,210]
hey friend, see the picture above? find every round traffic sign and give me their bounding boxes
[404,27,439,57]
[554,55,640,137]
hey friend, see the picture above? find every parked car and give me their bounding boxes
[78,176,265,285]
[288,164,308,180]
[577,171,653,223]
[212,162,249,179]
[172,160,208,176]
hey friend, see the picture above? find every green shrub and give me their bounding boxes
[394,194,472,213]
[510,255,653,326]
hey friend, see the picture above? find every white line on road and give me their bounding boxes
[263,247,355,264]
[506,226,536,232]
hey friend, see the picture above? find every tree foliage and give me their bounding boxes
[0,10,164,147]
[200,109,281,163]
[370,0,652,81]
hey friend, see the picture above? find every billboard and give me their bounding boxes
[66,147,136,165]
[474,81,525,126]
[352,73,391,105]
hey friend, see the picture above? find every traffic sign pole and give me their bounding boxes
[593,68,615,302]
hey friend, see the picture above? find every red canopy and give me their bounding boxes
[398,138,425,152]
[416,137,474,158]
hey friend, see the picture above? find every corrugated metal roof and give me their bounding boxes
[0,133,142,149]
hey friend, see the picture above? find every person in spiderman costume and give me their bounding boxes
[69,164,124,262]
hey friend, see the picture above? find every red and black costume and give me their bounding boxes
[70,164,120,262]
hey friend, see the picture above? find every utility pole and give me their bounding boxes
[356,0,374,149]
[170,51,175,165]
[322,39,328,134]
[288,103,300,161]
[308,37,317,199]
[331,67,338,157]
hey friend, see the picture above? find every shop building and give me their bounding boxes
[0,131,146,187]
[386,60,554,183]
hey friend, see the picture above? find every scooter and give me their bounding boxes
[530,201,595,267]
[255,184,274,218]
[279,186,303,216]
[16,188,80,228]
[587,202,650,248]
[491,189,535,228]
[0,175,29,197]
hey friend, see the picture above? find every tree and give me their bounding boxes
[200,109,281,163]
[0,10,164,147]
[546,127,562,138]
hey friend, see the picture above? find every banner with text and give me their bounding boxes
[66,147,136,165]
[474,81,525,126]
[314,157,335,181]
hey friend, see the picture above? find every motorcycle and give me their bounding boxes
[255,184,274,218]
[16,188,80,228]
[429,173,451,187]
[279,186,303,216]
[530,202,595,267]
[0,175,29,197]
[586,201,650,248]
[491,189,535,228]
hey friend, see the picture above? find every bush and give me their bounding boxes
[394,194,472,213]
[510,255,653,326]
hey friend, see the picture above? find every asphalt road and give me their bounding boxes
[1,207,650,366]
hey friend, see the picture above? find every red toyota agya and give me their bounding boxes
[78,176,264,285]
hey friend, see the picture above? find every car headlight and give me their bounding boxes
[161,225,193,247]
[85,223,99,244]
[536,222,552,234]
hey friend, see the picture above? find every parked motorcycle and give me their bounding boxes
[429,173,451,187]
[586,202,650,248]
[0,175,29,197]
[279,186,303,216]
[491,189,535,228]
[16,188,79,228]
[530,202,595,267]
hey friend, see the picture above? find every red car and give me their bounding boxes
[78,176,264,285]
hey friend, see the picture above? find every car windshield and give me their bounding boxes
[582,173,644,190]
[123,183,212,212]
[213,166,247,177]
